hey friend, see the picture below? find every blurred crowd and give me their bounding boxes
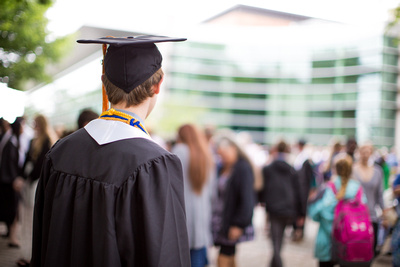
[1,110,400,267]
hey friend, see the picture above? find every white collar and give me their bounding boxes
[84,119,153,145]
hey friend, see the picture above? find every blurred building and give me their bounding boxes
[24,5,399,148]
[166,5,399,147]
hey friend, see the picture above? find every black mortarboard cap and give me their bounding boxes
[77,35,186,111]
[104,43,161,93]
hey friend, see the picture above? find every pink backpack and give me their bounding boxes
[328,182,374,264]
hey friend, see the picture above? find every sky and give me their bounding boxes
[46,0,400,38]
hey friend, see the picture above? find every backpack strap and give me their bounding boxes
[327,181,337,195]
[354,185,363,203]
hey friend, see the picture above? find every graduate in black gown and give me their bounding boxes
[31,36,189,267]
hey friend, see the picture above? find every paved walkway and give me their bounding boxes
[209,207,392,267]
[0,205,393,267]
[0,202,33,267]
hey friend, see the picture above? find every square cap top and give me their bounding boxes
[77,35,187,46]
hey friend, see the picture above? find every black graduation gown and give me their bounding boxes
[31,128,190,267]
[0,139,21,225]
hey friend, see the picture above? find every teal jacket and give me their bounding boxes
[308,178,366,262]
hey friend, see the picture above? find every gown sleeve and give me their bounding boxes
[31,153,53,267]
[114,154,190,267]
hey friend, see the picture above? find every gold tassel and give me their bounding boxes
[102,43,109,112]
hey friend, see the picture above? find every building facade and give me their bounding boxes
[165,6,399,147]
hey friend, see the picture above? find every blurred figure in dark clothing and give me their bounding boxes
[262,140,303,267]
[0,118,11,141]
[292,139,315,242]
[0,117,26,247]
[77,109,99,129]
[212,136,254,267]
[0,117,11,238]
[0,118,12,169]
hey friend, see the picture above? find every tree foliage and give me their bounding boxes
[0,0,70,90]
[387,5,400,29]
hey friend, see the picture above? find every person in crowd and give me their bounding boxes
[391,173,400,267]
[0,117,12,176]
[15,114,58,267]
[308,154,366,267]
[346,137,357,160]
[77,109,99,129]
[0,117,27,248]
[353,142,384,256]
[293,139,308,171]
[172,124,215,267]
[292,139,314,242]
[323,141,342,182]
[236,131,267,205]
[292,139,316,242]
[0,117,11,142]
[387,147,398,174]
[204,124,216,145]
[24,115,58,184]
[212,135,254,267]
[262,140,302,267]
[31,36,190,267]
[375,149,390,191]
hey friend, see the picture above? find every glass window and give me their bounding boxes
[312,60,336,68]
[343,57,359,66]
[312,77,335,84]
[383,36,398,48]
[383,53,398,66]
[382,90,397,101]
[382,72,397,84]
[381,108,396,120]
[343,75,358,83]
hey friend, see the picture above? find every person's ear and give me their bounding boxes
[153,75,164,95]
[101,75,105,83]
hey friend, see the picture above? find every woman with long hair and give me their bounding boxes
[352,142,384,256]
[24,114,57,184]
[308,155,367,267]
[172,124,215,267]
[212,135,255,267]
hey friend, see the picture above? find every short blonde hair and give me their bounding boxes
[103,68,164,107]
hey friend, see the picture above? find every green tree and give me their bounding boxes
[0,0,70,90]
[388,5,400,27]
